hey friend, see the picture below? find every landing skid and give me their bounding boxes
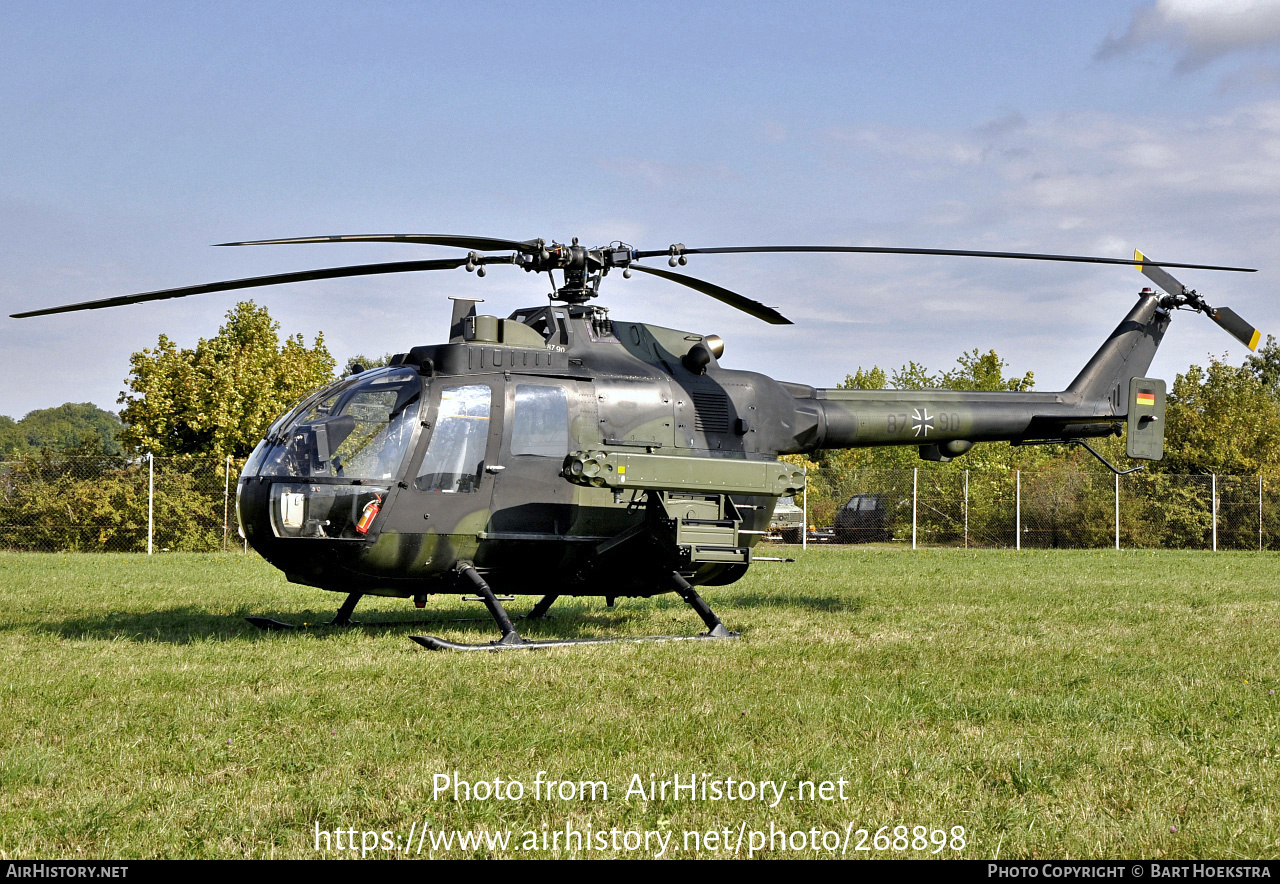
[409,564,738,652]
[412,632,732,651]
[244,589,561,633]
[246,591,366,631]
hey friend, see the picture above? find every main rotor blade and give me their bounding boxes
[215,233,539,253]
[636,245,1256,273]
[1209,306,1262,351]
[628,264,792,325]
[1133,250,1188,296]
[11,258,470,318]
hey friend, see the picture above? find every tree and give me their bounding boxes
[0,404,124,458]
[340,352,395,378]
[118,301,335,457]
[937,348,1034,392]
[1245,334,1280,396]
[0,416,22,458]
[1160,356,1280,475]
[13,403,123,455]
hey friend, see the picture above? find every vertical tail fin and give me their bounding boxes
[1066,291,1170,411]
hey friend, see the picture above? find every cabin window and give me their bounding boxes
[511,385,570,457]
[415,384,492,492]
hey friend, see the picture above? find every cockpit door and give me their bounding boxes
[394,378,504,537]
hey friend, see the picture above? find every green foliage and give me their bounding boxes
[0,416,20,456]
[0,449,142,551]
[1161,357,1280,475]
[0,403,123,457]
[840,349,1034,394]
[0,451,232,552]
[889,360,932,390]
[341,352,395,378]
[938,348,1034,392]
[118,302,335,457]
[840,365,886,390]
[1244,334,1280,394]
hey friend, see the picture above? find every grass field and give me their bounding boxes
[0,548,1277,860]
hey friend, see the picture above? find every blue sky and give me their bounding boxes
[3,1,1280,418]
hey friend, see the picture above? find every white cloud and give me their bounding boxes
[831,101,1280,213]
[797,101,1280,390]
[1098,0,1280,72]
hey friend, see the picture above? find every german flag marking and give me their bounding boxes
[1136,392,1156,406]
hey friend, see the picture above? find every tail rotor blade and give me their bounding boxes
[1210,306,1262,351]
[1135,251,1262,351]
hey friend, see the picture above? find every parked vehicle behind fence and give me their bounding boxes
[768,495,805,543]
[832,493,893,543]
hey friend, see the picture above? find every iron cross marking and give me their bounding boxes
[912,407,934,438]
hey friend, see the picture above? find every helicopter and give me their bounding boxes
[12,235,1262,650]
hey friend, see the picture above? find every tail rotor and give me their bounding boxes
[1135,249,1262,351]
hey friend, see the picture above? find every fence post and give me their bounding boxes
[1212,473,1218,552]
[1115,471,1120,551]
[801,469,808,551]
[912,467,918,550]
[1260,474,1264,552]
[223,455,231,553]
[147,452,154,556]
[964,469,969,549]
[1016,470,1021,551]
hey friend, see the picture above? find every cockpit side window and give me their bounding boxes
[415,384,492,492]
[510,385,569,457]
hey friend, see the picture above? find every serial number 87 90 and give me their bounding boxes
[854,826,966,853]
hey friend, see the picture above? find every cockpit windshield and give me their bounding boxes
[251,367,423,481]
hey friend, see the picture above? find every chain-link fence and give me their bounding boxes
[2,456,1277,553]
[0,454,247,553]
[786,468,1280,551]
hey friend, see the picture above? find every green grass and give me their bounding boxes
[0,549,1277,859]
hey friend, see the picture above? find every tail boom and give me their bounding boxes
[784,291,1169,456]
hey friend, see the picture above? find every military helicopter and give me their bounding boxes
[12,235,1261,650]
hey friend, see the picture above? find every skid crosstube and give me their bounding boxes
[409,563,738,651]
[245,613,500,631]
[244,588,560,632]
